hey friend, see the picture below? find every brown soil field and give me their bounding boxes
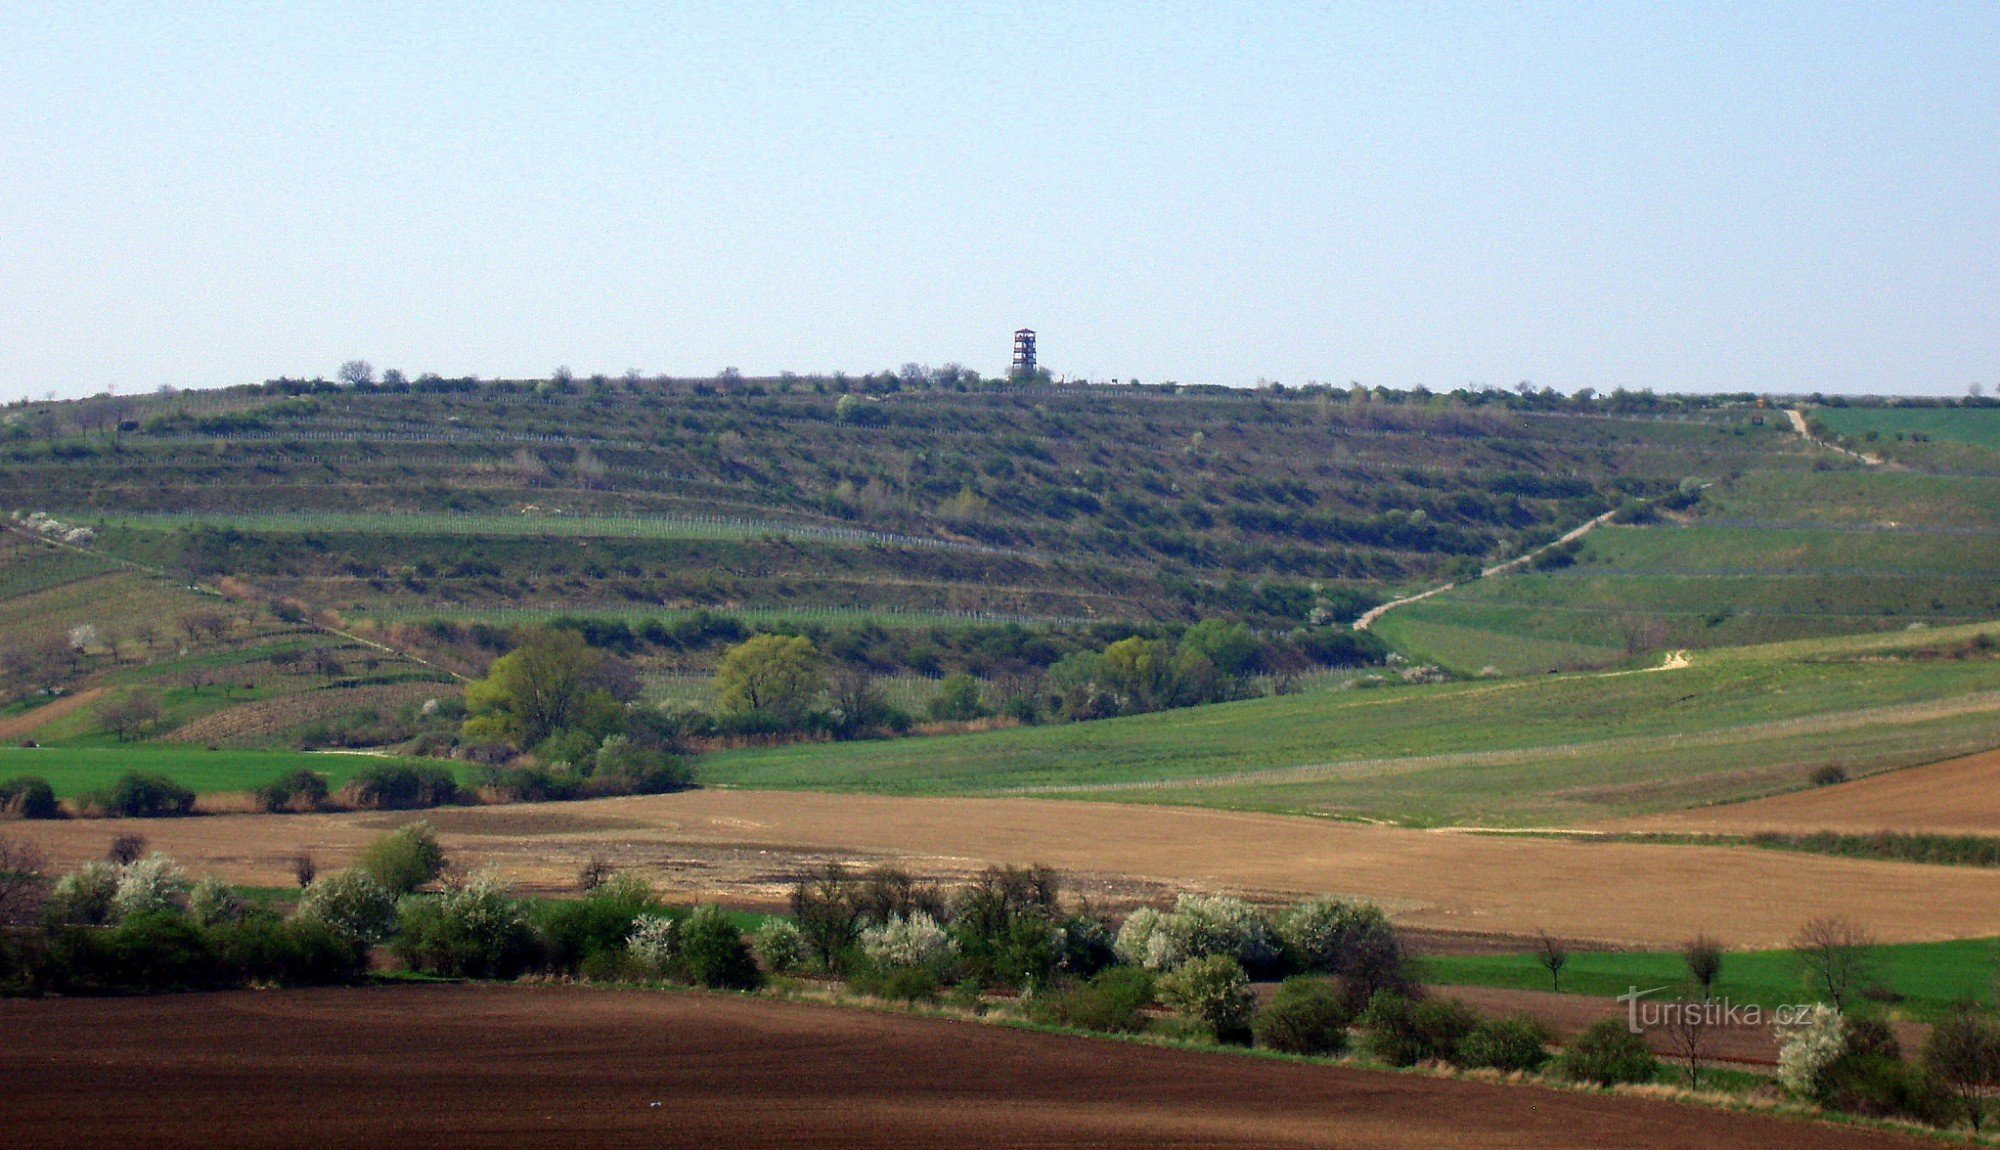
[1615,747,2000,835]
[15,790,2000,946]
[0,687,104,742]
[0,984,1927,1150]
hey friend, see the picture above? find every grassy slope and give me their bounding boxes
[698,623,2000,827]
[1423,937,2000,1022]
[1375,433,2000,675]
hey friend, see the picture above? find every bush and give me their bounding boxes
[86,772,196,817]
[111,853,190,919]
[298,869,399,946]
[627,913,683,974]
[849,963,942,1003]
[1032,966,1156,1034]
[532,873,659,972]
[860,911,958,970]
[1459,1014,1552,1072]
[1117,895,1276,973]
[1559,1019,1658,1086]
[254,769,331,813]
[1778,1004,1848,1097]
[752,918,807,974]
[1277,898,1391,976]
[211,912,366,985]
[679,904,762,990]
[1052,913,1118,978]
[1157,954,1256,1042]
[343,763,459,810]
[357,821,446,894]
[187,876,244,927]
[393,873,534,978]
[1253,977,1351,1055]
[0,776,58,819]
[45,860,121,925]
[48,910,221,992]
[1360,992,1476,1067]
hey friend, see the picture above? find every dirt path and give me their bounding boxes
[18,790,2000,946]
[1787,407,1885,465]
[1355,506,1626,631]
[0,984,1926,1149]
[1615,746,2000,836]
[0,687,104,742]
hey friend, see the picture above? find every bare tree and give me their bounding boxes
[1794,916,1876,1010]
[1923,1006,2000,1134]
[293,853,318,889]
[1535,929,1570,992]
[578,852,615,892]
[1684,933,1724,997]
[1664,994,1715,1088]
[337,360,375,387]
[107,834,147,865]
[97,690,164,741]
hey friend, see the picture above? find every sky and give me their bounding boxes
[2,2,1996,402]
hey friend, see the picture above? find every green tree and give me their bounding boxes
[927,673,987,722]
[462,628,629,750]
[714,635,825,727]
[1097,637,1173,713]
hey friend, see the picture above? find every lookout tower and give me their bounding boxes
[1011,328,1037,378]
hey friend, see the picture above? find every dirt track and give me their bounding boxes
[0,984,1925,1149]
[1618,748,2000,835]
[0,688,103,742]
[15,789,2000,946]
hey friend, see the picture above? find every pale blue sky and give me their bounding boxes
[3,2,1995,401]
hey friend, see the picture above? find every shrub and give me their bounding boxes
[1778,1004,1848,1097]
[1811,765,1850,787]
[927,673,987,722]
[254,769,331,813]
[298,869,399,946]
[861,911,958,970]
[627,913,683,974]
[1361,992,1477,1067]
[107,833,147,864]
[343,763,458,810]
[187,876,244,927]
[46,860,121,925]
[1113,906,1168,967]
[1052,913,1118,978]
[679,904,762,990]
[393,873,534,978]
[1277,898,1388,973]
[0,776,58,819]
[1119,894,1276,973]
[86,772,196,817]
[0,837,50,927]
[1559,1019,1658,1086]
[1253,977,1351,1055]
[49,910,221,993]
[111,854,190,919]
[211,912,366,985]
[1032,966,1156,1034]
[752,918,807,974]
[1157,954,1256,1042]
[1459,1014,1552,1072]
[850,963,942,1003]
[532,874,658,972]
[357,821,446,894]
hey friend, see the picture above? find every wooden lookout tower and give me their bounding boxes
[1011,328,1037,378]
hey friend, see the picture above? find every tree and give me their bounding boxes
[1794,916,1876,1010]
[1684,933,1724,996]
[463,628,630,750]
[927,673,986,722]
[714,635,824,727]
[337,360,375,386]
[1535,929,1569,992]
[1923,1006,2000,1132]
[97,690,164,741]
[1096,637,1173,713]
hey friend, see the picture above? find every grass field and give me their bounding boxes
[1814,406,2000,453]
[0,745,465,799]
[1423,937,2000,1022]
[697,623,2000,827]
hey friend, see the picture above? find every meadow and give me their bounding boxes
[1422,936,2000,1022]
[0,744,466,799]
[698,623,2000,827]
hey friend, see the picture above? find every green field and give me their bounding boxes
[0,745,468,799]
[698,623,2000,827]
[1422,937,2000,1022]
[1815,406,2000,453]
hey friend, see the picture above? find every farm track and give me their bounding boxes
[17,790,2000,946]
[0,984,1928,1150]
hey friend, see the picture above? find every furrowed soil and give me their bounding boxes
[0,984,1928,1150]
[15,790,2000,946]
[1616,747,2000,835]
